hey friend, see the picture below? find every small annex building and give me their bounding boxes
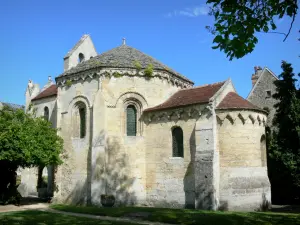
[22,35,271,211]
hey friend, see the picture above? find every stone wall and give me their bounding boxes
[144,107,198,208]
[64,35,97,71]
[31,96,57,128]
[247,69,278,127]
[17,167,38,197]
[217,110,271,211]
[54,71,183,205]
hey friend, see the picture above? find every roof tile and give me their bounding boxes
[32,84,57,101]
[59,45,193,84]
[144,81,225,112]
[217,92,264,111]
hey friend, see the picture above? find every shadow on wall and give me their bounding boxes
[259,192,272,211]
[50,101,57,128]
[184,127,196,209]
[65,131,137,206]
[99,136,137,206]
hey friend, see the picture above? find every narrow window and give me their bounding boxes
[266,90,271,98]
[44,107,49,121]
[79,106,86,138]
[172,127,184,157]
[126,105,137,136]
[78,53,85,63]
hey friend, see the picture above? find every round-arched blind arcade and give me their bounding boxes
[126,105,137,136]
[172,127,184,157]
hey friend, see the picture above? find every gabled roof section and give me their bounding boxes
[217,92,265,112]
[58,44,194,84]
[31,84,57,101]
[247,67,278,99]
[64,34,90,59]
[144,81,226,112]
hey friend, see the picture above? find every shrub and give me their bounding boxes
[134,61,142,71]
[144,64,153,78]
[113,72,123,78]
[66,80,72,87]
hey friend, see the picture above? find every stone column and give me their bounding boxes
[194,107,219,210]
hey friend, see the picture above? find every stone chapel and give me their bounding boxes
[22,35,271,211]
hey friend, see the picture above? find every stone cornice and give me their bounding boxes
[216,110,267,126]
[55,68,193,89]
[144,104,207,123]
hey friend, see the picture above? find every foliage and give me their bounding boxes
[113,72,123,78]
[51,204,300,225]
[268,61,300,204]
[0,105,63,204]
[66,80,72,87]
[0,210,136,225]
[207,0,298,59]
[0,106,63,167]
[144,64,153,77]
[134,60,142,71]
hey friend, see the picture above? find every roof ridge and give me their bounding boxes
[64,34,90,58]
[179,81,226,91]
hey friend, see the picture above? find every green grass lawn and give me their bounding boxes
[51,204,300,225]
[0,210,138,225]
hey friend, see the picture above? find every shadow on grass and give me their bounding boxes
[51,204,300,225]
[0,210,138,225]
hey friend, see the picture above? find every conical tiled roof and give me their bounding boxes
[217,92,265,112]
[59,45,193,84]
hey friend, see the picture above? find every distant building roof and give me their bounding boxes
[59,44,193,84]
[31,84,57,101]
[144,81,225,112]
[217,92,265,112]
[0,101,24,110]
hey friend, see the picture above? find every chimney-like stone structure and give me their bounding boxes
[251,66,262,87]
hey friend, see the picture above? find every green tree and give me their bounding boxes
[0,106,63,204]
[268,61,300,204]
[207,0,298,60]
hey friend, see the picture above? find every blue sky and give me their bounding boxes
[0,0,299,105]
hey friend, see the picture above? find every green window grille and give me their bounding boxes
[44,107,49,121]
[127,105,137,136]
[79,107,86,138]
[172,127,184,157]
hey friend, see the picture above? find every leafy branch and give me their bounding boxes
[207,0,298,60]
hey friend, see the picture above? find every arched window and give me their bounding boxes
[172,127,184,157]
[126,105,137,136]
[79,106,86,138]
[261,135,267,166]
[44,106,49,121]
[78,53,85,63]
[72,101,87,138]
